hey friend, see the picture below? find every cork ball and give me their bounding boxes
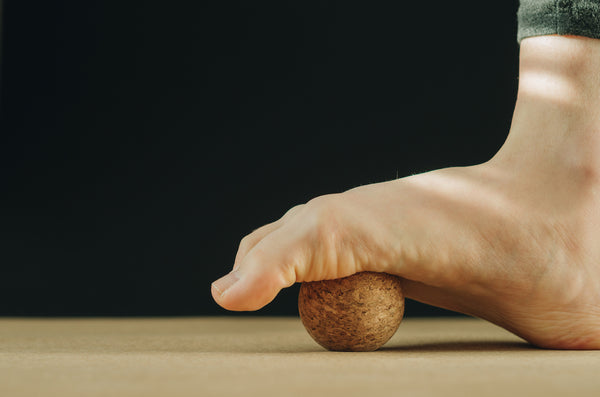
[298,271,404,352]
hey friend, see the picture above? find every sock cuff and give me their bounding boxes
[517,0,600,43]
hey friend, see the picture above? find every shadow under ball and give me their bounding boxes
[298,272,404,352]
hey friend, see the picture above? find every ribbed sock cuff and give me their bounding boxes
[517,0,600,42]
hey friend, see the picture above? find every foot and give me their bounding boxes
[212,36,600,349]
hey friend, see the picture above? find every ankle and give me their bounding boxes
[518,35,600,108]
[492,36,600,179]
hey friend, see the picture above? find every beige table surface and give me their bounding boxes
[0,317,599,396]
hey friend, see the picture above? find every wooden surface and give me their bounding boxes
[1,317,599,396]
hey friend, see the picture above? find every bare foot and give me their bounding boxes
[212,36,600,349]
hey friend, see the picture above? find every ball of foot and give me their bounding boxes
[298,271,404,351]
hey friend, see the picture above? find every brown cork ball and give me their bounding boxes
[298,272,404,352]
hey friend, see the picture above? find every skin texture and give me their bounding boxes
[212,35,600,349]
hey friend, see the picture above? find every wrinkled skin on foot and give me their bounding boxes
[212,36,600,349]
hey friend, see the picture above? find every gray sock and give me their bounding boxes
[518,0,600,42]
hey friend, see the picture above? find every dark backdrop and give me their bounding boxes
[0,1,519,316]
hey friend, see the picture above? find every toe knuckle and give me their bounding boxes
[238,234,254,252]
[282,204,304,221]
[306,194,344,243]
[244,244,267,266]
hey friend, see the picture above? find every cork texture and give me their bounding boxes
[298,271,404,352]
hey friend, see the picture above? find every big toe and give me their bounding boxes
[211,268,290,311]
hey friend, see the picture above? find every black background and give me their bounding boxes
[0,1,519,316]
